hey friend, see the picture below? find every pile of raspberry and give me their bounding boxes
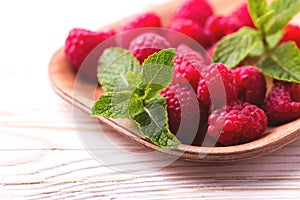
[64,0,300,146]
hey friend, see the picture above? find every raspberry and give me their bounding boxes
[292,83,300,102]
[167,18,210,48]
[160,83,209,145]
[208,100,268,146]
[207,42,217,57]
[281,24,300,49]
[171,0,213,27]
[173,44,206,91]
[119,12,162,48]
[264,80,300,126]
[173,57,200,92]
[204,15,239,43]
[121,12,161,32]
[64,28,115,80]
[228,3,255,29]
[232,66,266,107]
[197,63,238,107]
[128,32,171,63]
[176,44,207,65]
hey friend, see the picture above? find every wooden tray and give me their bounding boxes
[49,0,300,162]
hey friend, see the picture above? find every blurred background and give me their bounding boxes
[0,0,169,75]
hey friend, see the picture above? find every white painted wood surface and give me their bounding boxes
[1,0,300,199]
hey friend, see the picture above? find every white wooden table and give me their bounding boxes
[1,0,300,199]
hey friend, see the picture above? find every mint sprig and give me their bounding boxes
[98,47,141,92]
[141,50,175,99]
[213,27,263,68]
[248,0,267,29]
[129,95,180,149]
[264,0,300,35]
[92,48,180,149]
[257,42,300,83]
[92,91,132,118]
[213,0,300,83]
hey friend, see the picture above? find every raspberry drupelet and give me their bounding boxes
[160,83,209,145]
[64,28,116,81]
[197,63,238,108]
[171,0,214,27]
[173,44,207,92]
[167,18,210,48]
[232,66,267,107]
[119,12,162,48]
[128,32,171,63]
[264,80,300,126]
[208,100,268,146]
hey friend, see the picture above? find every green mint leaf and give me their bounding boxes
[98,47,141,92]
[256,10,274,31]
[128,93,143,117]
[266,30,284,50]
[213,27,262,68]
[92,91,132,118]
[249,40,264,57]
[265,0,300,35]
[257,42,300,83]
[141,48,176,99]
[129,95,181,149]
[248,0,268,28]
[127,70,142,91]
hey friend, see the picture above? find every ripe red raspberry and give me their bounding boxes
[264,80,300,126]
[281,24,300,49]
[232,66,266,107]
[197,63,238,108]
[128,32,171,63]
[176,44,207,65]
[64,28,115,80]
[228,3,255,29]
[173,44,206,91]
[171,0,214,27]
[167,18,210,48]
[204,15,239,43]
[208,42,217,57]
[160,83,209,145]
[119,12,162,48]
[292,83,300,102]
[208,100,268,146]
[121,12,161,32]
